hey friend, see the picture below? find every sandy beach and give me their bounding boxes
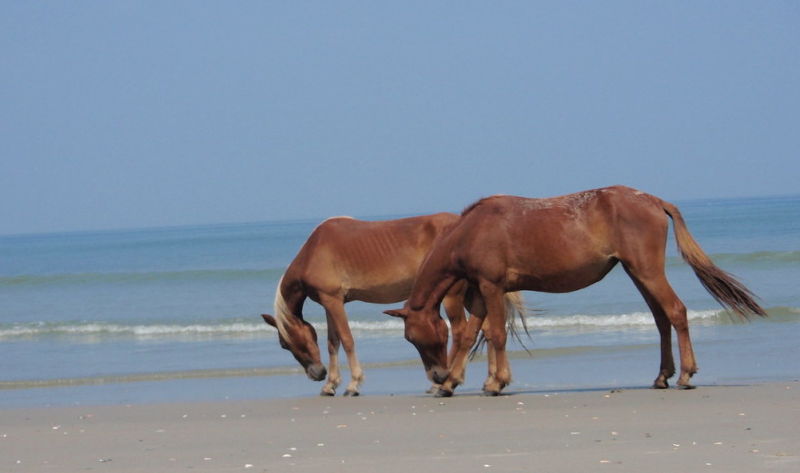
[2,382,798,472]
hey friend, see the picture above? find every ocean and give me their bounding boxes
[1,195,799,407]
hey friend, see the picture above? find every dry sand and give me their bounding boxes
[1,382,798,472]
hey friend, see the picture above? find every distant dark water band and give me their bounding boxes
[0,267,286,287]
[2,250,798,287]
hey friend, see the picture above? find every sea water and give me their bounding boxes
[1,195,799,407]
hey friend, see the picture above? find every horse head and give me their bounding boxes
[261,313,326,381]
[384,306,449,384]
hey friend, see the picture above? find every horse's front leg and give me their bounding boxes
[461,283,498,393]
[321,311,341,396]
[436,313,484,397]
[479,286,511,396]
[322,296,364,396]
[440,291,468,393]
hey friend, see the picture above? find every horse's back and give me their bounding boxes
[461,186,667,238]
[304,213,457,265]
[287,213,459,301]
[452,186,670,292]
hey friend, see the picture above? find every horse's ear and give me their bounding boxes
[384,309,409,319]
[261,314,278,327]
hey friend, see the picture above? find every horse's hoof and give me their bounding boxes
[343,389,360,397]
[320,390,335,397]
[677,383,696,390]
[435,388,453,398]
[482,390,500,397]
[652,379,669,389]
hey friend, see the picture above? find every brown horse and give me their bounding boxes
[385,186,766,397]
[261,213,525,396]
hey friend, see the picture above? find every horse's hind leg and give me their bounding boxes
[483,323,498,393]
[625,268,676,388]
[624,267,697,388]
[321,312,341,396]
[649,307,676,389]
[320,296,364,396]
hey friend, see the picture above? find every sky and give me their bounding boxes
[2,1,799,235]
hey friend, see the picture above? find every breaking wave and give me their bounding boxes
[2,307,795,341]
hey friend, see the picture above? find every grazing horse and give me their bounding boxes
[385,186,766,397]
[261,213,525,396]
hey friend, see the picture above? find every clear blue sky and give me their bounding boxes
[2,2,798,235]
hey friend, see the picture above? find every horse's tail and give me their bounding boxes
[470,291,532,358]
[661,200,767,320]
[504,291,532,349]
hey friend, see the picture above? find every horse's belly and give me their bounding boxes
[346,279,414,304]
[508,259,617,294]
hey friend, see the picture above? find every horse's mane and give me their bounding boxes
[461,197,489,216]
[273,275,295,340]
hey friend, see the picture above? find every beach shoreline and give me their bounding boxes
[2,381,798,472]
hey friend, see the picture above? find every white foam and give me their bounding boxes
[525,309,722,329]
[0,309,737,340]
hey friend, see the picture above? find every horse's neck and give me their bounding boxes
[278,275,307,319]
[408,241,458,311]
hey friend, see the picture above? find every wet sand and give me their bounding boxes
[1,382,798,472]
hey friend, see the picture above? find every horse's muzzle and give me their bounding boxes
[306,363,327,381]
